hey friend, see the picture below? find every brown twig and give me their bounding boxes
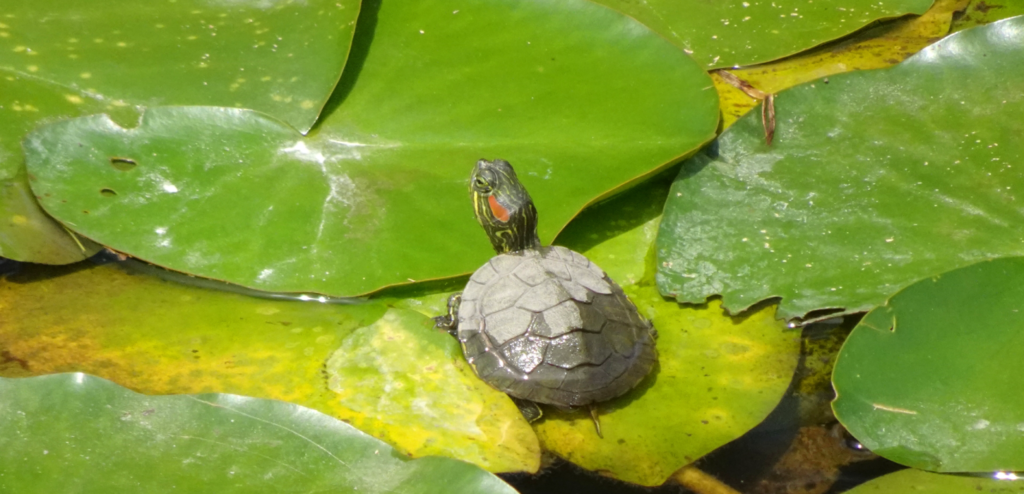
[715,69,769,100]
[716,69,776,146]
[762,94,776,146]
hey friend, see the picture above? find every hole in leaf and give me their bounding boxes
[110,157,137,171]
[100,188,117,197]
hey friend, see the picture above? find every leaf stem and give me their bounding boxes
[61,224,87,254]
[672,465,741,494]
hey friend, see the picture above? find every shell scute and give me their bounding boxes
[529,363,569,389]
[470,351,502,378]
[512,259,549,286]
[515,278,570,312]
[566,263,612,295]
[525,312,553,338]
[539,257,572,280]
[481,275,526,315]
[568,249,591,268]
[461,279,486,304]
[577,302,608,333]
[460,315,484,331]
[484,307,532,345]
[460,330,488,358]
[557,277,593,302]
[600,353,631,382]
[544,246,571,261]
[560,364,611,393]
[503,335,548,374]
[484,368,517,392]
[469,262,498,285]
[459,299,478,320]
[537,300,583,338]
[605,321,638,358]
[488,254,522,275]
[601,298,636,325]
[545,331,612,369]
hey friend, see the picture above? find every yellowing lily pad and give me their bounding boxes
[325,309,541,473]
[0,262,539,473]
[533,291,799,486]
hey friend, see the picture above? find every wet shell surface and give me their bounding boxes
[457,245,657,407]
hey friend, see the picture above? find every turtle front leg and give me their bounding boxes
[433,292,462,337]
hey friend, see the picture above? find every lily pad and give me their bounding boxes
[845,469,1024,493]
[533,291,800,486]
[0,261,539,473]
[0,373,518,493]
[24,0,718,297]
[657,17,1024,320]
[325,309,541,473]
[591,0,933,69]
[0,0,360,133]
[833,257,1024,472]
[713,0,969,128]
[0,72,107,263]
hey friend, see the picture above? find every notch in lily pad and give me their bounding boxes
[109,157,137,171]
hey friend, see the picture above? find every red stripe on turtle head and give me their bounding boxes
[488,195,510,222]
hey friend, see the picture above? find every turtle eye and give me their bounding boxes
[473,177,491,192]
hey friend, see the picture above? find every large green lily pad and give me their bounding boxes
[846,469,1024,493]
[0,72,107,263]
[0,262,539,473]
[592,0,933,69]
[0,0,359,133]
[0,373,518,493]
[24,0,718,297]
[833,257,1024,472]
[657,17,1024,320]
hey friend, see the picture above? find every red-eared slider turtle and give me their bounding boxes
[436,159,657,435]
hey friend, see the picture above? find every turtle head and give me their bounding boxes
[471,159,541,254]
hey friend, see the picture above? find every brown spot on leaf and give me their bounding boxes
[1,350,30,371]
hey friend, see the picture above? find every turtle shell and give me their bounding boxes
[457,245,657,407]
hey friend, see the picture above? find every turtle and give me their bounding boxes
[436,158,658,436]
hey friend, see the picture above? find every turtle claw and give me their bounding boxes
[589,405,603,438]
[432,314,454,332]
[434,293,462,336]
